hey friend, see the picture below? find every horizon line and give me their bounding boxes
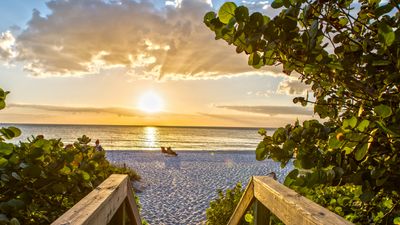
[0,122,278,130]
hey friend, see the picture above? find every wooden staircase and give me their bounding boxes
[51,174,354,225]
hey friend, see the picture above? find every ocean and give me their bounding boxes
[2,124,276,151]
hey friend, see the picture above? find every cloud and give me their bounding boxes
[0,31,17,61]
[277,77,311,96]
[7,103,142,117]
[247,90,275,97]
[217,105,313,116]
[6,0,284,79]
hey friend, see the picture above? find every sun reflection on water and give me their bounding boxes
[144,126,158,149]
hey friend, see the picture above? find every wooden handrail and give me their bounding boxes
[52,174,142,225]
[228,176,354,225]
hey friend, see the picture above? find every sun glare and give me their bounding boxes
[137,91,164,113]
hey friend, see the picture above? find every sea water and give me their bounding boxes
[3,124,276,151]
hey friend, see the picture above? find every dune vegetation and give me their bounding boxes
[204,0,400,224]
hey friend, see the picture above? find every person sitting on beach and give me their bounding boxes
[161,146,168,153]
[95,139,104,151]
[166,147,178,156]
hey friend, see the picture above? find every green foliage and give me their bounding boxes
[205,1,400,223]
[295,184,400,224]
[0,88,140,224]
[206,183,247,225]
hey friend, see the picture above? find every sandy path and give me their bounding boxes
[107,151,293,225]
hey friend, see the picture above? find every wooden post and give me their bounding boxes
[52,174,142,225]
[254,200,270,225]
[227,177,255,225]
[227,176,353,225]
[109,200,127,225]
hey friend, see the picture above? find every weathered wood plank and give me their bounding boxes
[125,180,142,225]
[254,199,270,225]
[227,177,255,225]
[52,174,140,225]
[253,176,353,225]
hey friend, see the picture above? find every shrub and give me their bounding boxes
[204,1,400,223]
[206,183,245,225]
[0,88,140,224]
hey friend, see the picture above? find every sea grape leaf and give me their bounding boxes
[343,116,357,129]
[378,23,395,46]
[234,6,249,22]
[7,127,21,138]
[0,143,14,156]
[203,12,216,25]
[374,104,392,118]
[81,171,91,181]
[245,213,253,223]
[355,143,368,161]
[271,0,284,9]
[0,157,7,167]
[356,120,370,132]
[218,2,237,24]
[256,141,267,160]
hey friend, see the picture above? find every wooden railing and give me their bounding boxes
[52,174,142,225]
[228,176,354,225]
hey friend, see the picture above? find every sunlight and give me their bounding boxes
[144,126,158,149]
[137,91,164,113]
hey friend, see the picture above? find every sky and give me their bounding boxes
[0,0,315,127]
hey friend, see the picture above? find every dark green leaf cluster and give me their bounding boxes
[0,88,140,225]
[205,0,400,223]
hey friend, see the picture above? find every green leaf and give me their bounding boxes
[356,120,370,132]
[328,134,342,149]
[256,141,267,160]
[244,213,253,222]
[60,166,71,175]
[343,116,357,129]
[258,128,266,136]
[203,11,216,25]
[338,17,348,27]
[383,199,393,209]
[375,4,394,17]
[0,142,14,156]
[0,157,7,167]
[81,171,91,181]
[394,217,400,225]
[272,128,286,144]
[374,104,392,118]
[8,127,21,137]
[355,143,368,161]
[378,23,395,46]
[218,2,237,24]
[234,6,249,22]
[271,0,284,9]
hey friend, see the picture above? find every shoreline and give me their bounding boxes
[105,149,257,153]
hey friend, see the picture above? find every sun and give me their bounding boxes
[137,91,164,113]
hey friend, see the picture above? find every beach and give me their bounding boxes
[107,151,293,225]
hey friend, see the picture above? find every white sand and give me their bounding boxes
[106,151,293,225]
